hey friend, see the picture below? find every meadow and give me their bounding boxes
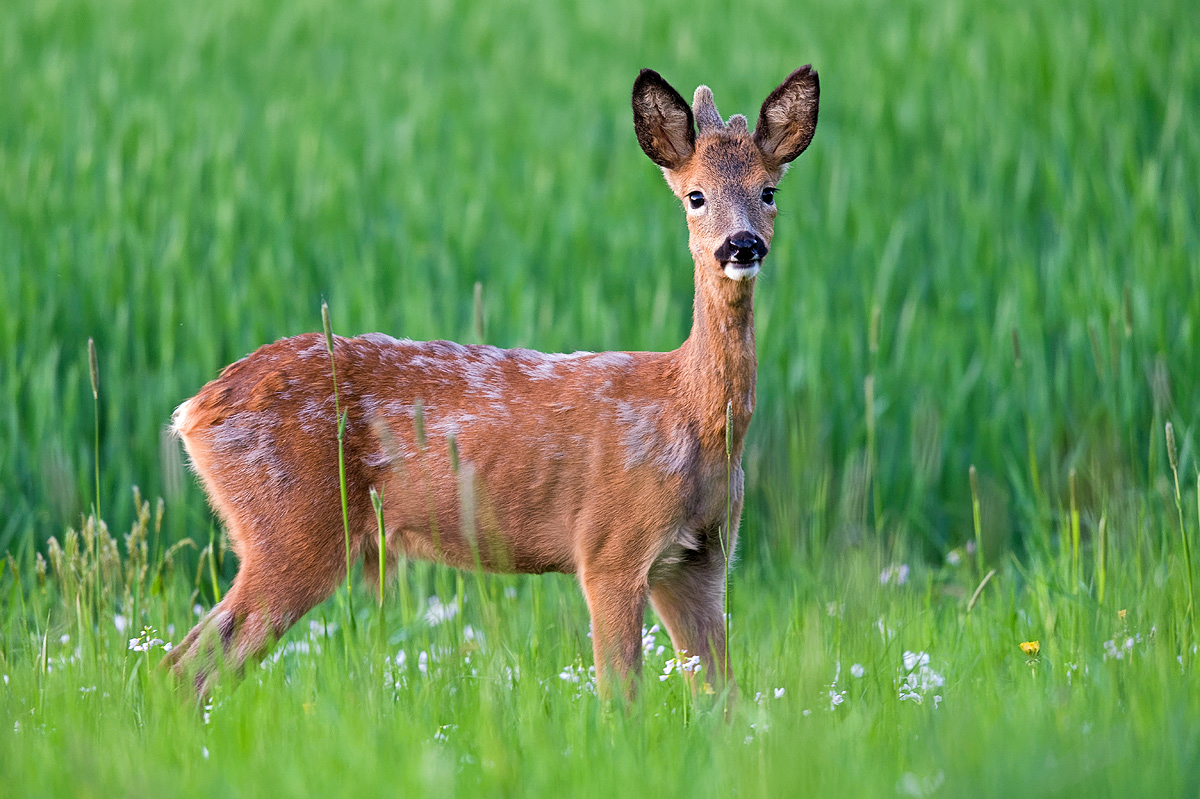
[2,0,1199,794]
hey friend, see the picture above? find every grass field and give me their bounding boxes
[2,0,1199,794]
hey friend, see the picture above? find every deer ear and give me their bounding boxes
[754,65,819,166]
[632,69,696,170]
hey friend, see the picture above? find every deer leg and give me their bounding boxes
[164,533,348,698]
[649,558,735,698]
[580,570,648,703]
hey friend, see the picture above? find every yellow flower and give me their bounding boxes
[1019,641,1040,657]
[1118,609,1127,620]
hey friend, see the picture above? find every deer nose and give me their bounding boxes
[717,231,767,264]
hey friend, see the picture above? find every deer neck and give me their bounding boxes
[677,257,757,456]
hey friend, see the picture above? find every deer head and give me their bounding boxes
[632,67,819,285]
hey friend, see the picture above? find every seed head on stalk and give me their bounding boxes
[322,301,355,636]
[1165,422,1195,624]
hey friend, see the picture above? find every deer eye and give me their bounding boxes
[687,191,706,210]
[761,187,776,205]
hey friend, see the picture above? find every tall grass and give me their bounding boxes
[1,0,1198,793]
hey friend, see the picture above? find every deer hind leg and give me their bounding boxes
[163,514,350,698]
[649,549,735,699]
[580,568,648,703]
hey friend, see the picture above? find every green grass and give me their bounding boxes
[2,0,1199,793]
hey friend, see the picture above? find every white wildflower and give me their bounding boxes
[880,564,910,586]
[127,627,169,653]
[660,652,699,680]
[876,618,896,641]
[113,614,128,633]
[898,770,945,797]
[309,619,337,638]
[556,663,595,697]
[774,687,785,699]
[269,640,319,663]
[850,663,865,679]
[1102,636,1140,661]
[424,595,459,627]
[641,625,661,655]
[1066,662,1080,685]
[899,650,944,704]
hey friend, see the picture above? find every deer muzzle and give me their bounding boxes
[715,231,767,281]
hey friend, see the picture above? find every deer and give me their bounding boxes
[163,66,819,701]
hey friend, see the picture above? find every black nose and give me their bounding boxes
[716,231,767,264]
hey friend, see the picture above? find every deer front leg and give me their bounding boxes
[580,568,648,703]
[650,557,735,700]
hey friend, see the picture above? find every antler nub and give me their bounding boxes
[693,85,726,134]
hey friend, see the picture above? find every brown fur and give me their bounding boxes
[163,67,820,700]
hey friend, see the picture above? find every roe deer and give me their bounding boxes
[164,67,819,699]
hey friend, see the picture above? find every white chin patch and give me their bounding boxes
[723,261,761,281]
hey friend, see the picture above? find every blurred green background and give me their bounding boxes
[1,0,1197,563]
[3,1,1200,795]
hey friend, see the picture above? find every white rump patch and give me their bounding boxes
[170,398,195,438]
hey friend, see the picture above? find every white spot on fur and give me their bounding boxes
[520,360,560,381]
[588,352,634,369]
[358,332,413,347]
[297,339,329,360]
[615,401,695,475]
[208,411,291,488]
[426,340,468,357]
